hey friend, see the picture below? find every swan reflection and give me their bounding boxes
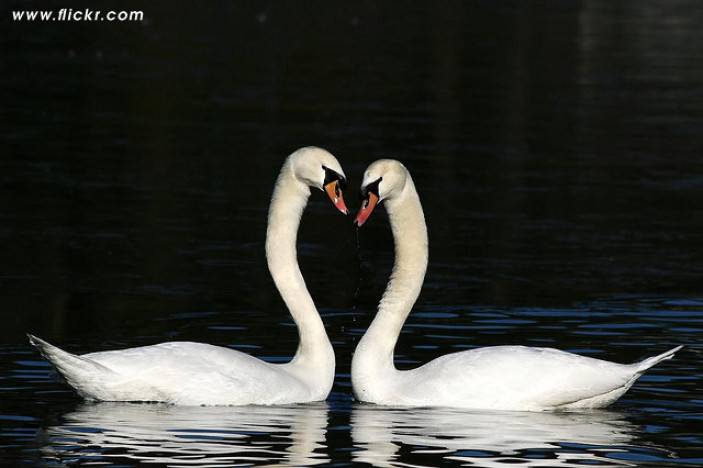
[351,405,638,467]
[42,402,329,466]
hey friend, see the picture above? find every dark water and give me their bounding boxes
[2,1,702,466]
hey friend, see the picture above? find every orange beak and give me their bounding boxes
[324,180,348,215]
[355,192,379,227]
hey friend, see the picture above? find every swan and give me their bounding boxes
[351,159,683,411]
[28,146,349,405]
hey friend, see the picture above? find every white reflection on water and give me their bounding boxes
[351,405,639,468]
[42,402,329,466]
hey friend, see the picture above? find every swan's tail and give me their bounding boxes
[27,334,116,399]
[633,345,683,373]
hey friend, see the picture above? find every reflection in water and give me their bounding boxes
[352,405,639,468]
[42,402,329,467]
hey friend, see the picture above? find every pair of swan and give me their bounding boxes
[29,147,682,410]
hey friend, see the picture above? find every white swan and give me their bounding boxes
[28,146,348,405]
[351,159,683,411]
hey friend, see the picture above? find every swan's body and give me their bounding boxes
[29,147,348,405]
[351,159,682,411]
[28,339,330,405]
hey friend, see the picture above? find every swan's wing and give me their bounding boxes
[401,346,639,410]
[83,341,310,405]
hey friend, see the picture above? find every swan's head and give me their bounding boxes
[290,146,348,214]
[355,159,408,226]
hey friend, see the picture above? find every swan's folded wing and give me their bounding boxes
[402,346,637,410]
[86,342,310,405]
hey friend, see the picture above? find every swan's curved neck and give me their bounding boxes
[265,163,334,371]
[353,176,428,378]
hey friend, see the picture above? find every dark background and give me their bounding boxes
[1,1,702,466]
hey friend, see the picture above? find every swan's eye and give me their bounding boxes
[322,165,345,189]
[361,177,382,200]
